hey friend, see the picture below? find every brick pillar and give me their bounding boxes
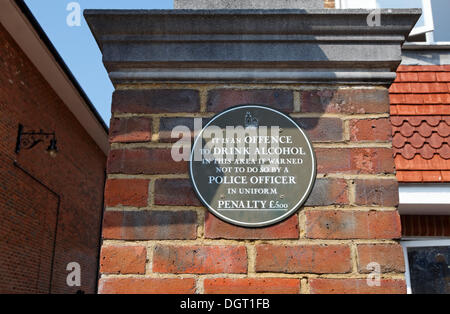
[86,9,420,294]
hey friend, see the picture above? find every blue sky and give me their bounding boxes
[24,1,173,126]
[23,1,449,127]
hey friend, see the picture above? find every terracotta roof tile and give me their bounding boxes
[410,133,426,148]
[391,105,450,115]
[437,122,450,137]
[390,83,411,93]
[404,94,425,104]
[423,94,450,104]
[392,133,406,148]
[391,66,450,181]
[413,83,448,93]
[390,116,403,126]
[437,72,450,82]
[395,72,419,82]
[420,116,441,126]
[408,116,425,126]
[418,72,437,82]
[391,117,449,160]
[395,155,450,170]
[390,93,450,105]
[443,171,450,181]
[441,143,450,159]
[398,65,450,72]
[392,124,414,137]
[429,132,446,148]
[397,171,450,182]
[392,116,448,133]
[417,122,433,137]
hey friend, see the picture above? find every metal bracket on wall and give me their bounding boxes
[15,124,58,157]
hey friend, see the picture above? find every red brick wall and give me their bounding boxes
[0,24,106,293]
[100,83,405,294]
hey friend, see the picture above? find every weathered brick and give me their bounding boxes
[204,212,299,240]
[255,244,351,274]
[159,117,210,143]
[316,148,396,174]
[102,210,197,240]
[104,179,149,207]
[208,89,293,113]
[354,179,399,207]
[107,149,187,174]
[305,210,402,240]
[300,89,390,114]
[305,178,348,206]
[159,117,195,143]
[100,246,147,274]
[315,148,352,174]
[349,148,396,175]
[204,278,300,294]
[112,89,200,114]
[98,278,196,294]
[357,244,405,273]
[109,117,152,143]
[154,179,202,206]
[309,278,406,294]
[153,245,247,274]
[294,118,343,142]
[350,118,392,142]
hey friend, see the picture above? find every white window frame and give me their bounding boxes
[398,184,450,215]
[335,0,442,44]
[401,239,450,294]
[409,0,434,42]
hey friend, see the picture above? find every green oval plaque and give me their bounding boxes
[190,105,316,227]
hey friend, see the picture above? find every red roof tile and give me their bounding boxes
[418,72,437,82]
[390,93,450,105]
[397,171,450,182]
[395,155,450,170]
[397,65,450,72]
[423,94,450,104]
[391,105,450,115]
[391,66,450,182]
[390,82,449,94]
[391,116,449,158]
[436,72,450,82]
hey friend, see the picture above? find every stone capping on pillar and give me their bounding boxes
[174,0,324,9]
[84,9,420,85]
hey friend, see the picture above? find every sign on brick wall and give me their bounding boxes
[190,105,316,227]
